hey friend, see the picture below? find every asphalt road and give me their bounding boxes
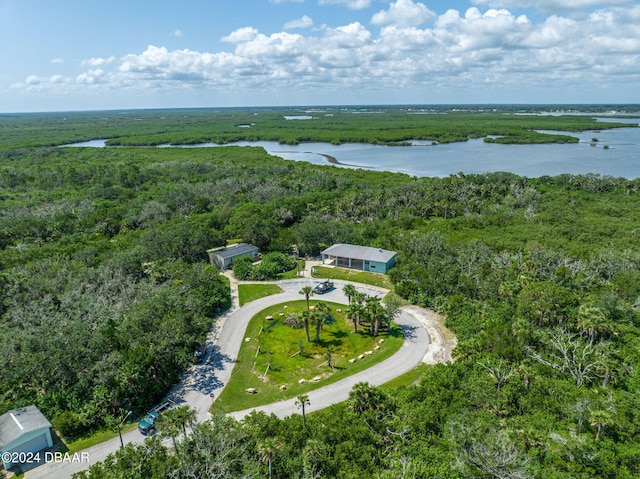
[25,279,442,479]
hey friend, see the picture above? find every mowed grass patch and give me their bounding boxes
[311,266,393,289]
[238,283,284,306]
[214,300,403,413]
[276,260,305,280]
[64,422,138,454]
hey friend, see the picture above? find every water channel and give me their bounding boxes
[65,118,640,179]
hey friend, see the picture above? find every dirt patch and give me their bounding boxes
[402,305,457,364]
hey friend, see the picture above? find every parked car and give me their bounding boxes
[138,399,176,434]
[314,280,335,294]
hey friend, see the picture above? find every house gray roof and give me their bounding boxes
[208,243,258,260]
[0,406,52,449]
[321,244,397,263]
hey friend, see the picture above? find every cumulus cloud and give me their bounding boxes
[318,0,371,10]
[434,7,531,51]
[11,4,640,102]
[221,27,260,44]
[371,0,437,27]
[76,69,106,85]
[284,15,314,29]
[11,74,71,92]
[82,56,116,67]
[471,0,633,14]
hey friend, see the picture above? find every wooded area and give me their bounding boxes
[1,108,639,478]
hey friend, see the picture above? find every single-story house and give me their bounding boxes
[320,244,397,274]
[207,243,259,270]
[0,405,53,470]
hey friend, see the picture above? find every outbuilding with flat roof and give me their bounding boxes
[0,405,53,469]
[207,243,259,270]
[320,244,397,273]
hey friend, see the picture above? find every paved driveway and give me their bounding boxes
[25,279,452,478]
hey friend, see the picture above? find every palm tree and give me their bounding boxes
[299,285,315,310]
[302,301,330,343]
[347,303,363,333]
[295,394,311,428]
[365,295,385,337]
[590,409,614,441]
[325,346,334,370]
[353,290,366,306]
[577,304,613,345]
[343,284,357,306]
[348,381,386,416]
[352,291,367,327]
[156,409,182,452]
[311,310,326,342]
[257,437,282,479]
[173,405,197,437]
[300,309,312,342]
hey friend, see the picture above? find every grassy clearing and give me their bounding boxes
[311,266,393,289]
[276,260,306,280]
[64,422,138,453]
[380,363,429,391]
[238,283,284,306]
[214,300,403,413]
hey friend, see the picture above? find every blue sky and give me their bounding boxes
[1,0,639,112]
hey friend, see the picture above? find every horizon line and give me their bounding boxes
[3,102,640,116]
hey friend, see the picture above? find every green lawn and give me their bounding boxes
[311,266,393,289]
[238,283,284,306]
[276,260,306,280]
[214,300,403,413]
[380,363,429,391]
[64,422,138,453]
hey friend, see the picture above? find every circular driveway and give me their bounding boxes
[25,279,455,479]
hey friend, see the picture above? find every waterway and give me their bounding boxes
[65,119,640,179]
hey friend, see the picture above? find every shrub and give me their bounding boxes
[233,252,297,280]
[53,410,88,439]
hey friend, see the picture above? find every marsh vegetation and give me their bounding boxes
[1,107,639,478]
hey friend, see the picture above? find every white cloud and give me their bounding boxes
[25,75,40,86]
[82,56,116,67]
[371,0,436,27]
[284,15,314,29]
[172,29,184,37]
[471,0,633,14]
[221,27,260,44]
[11,74,72,92]
[318,0,371,10]
[50,58,64,64]
[76,69,106,85]
[269,0,304,3]
[11,5,640,103]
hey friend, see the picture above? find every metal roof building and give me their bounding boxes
[207,243,259,270]
[320,244,397,274]
[0,406,53,469]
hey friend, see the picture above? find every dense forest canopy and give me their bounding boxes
[1,107,639,478]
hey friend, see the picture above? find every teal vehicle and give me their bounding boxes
[138,399,175,434]
[137,411,159,435]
